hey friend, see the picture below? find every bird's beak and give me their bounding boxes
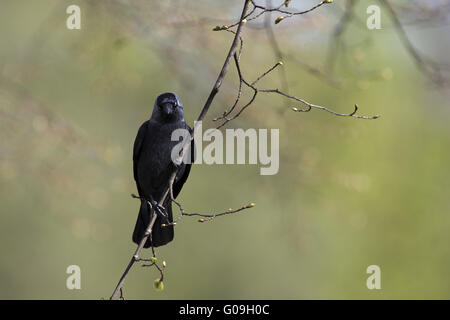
[161,103,173,116]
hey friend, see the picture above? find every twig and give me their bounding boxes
[213,48,378,128]
[260,89,379,119]
[168,182,255,224]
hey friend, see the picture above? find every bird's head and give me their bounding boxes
[152,92,185,123]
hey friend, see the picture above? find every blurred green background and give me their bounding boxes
[0,0,449,299]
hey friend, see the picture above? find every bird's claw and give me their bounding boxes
[151,200,167,218]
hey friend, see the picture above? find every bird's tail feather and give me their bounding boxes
[132,199,174,248]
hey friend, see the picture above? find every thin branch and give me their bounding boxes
[213,42,377,128]
[269,0,331,24]
[168,184,255,224]
[261,89,379,119]
[251,61,284,86]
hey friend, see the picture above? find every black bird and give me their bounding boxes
[132,92,193,248]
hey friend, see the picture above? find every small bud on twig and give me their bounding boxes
[213,25,229,31]
[154,279,164,291]
[275,16,284,24]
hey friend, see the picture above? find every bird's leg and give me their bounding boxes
[132,193,168,219]
[152,201,167,219]
[146,195,167,219]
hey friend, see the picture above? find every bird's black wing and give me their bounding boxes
[172,124,194,199]
[133,121,148,195]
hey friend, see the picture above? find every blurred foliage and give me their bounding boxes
[0,0,449,299]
